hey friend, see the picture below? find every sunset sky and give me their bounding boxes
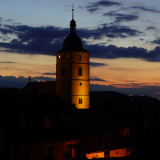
[0,0,160,98]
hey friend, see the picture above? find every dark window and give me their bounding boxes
[78,54,81,61]
[45,146,54,160]
[44,117,50,129]
[79,98,82,104]
[80,82,82,86]
[65,144,72,159]
[78,67,82,76]
[104,151,110,157]
[61,66,65,76]
[24,148,31,160]
[66,144,72,153]
[61,54,65,60]
[104,136,109,147]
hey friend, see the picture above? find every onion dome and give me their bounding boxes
[62,19,84,51]
[58,6,88,52]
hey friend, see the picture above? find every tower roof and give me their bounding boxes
[57,6,88,52]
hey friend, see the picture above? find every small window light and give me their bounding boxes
[59,55,61,58]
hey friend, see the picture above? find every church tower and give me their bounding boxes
[56,7,90,109]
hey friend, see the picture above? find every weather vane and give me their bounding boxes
[72,3,74,20]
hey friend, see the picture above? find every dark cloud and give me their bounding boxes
[90,77,107,82]
[90,84,160,98]
[0,61,15,63]
[79,24,141,39]
[0,75,55,88]
[103,11,138,22]
[43,72,56,75]
[90,62,108,67]
[131,6,160,13]
[85,44,160,62]
[146,26,157,30]
[86,0,121,13]
[0,27,14,35]
[152,38,160,45]
[33,76,55,81]
[0,75,28,88]
[0,21,142,54]
[0,18,160,62]
[97,0,121,6]
[0,23,68,54]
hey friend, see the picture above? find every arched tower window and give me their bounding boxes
[78,54,81,61]
[61,66,65,76]
[78,67,82,76]
[79,98,82,104]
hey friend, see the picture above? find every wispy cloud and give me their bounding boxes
[0,61,15,63]
[103,11,139,22]
[131,6,160,13]
[146,26,157,30]
[86,0,121,13]
[90,77,107,82]
[90,62,108,67]
[43,72,56,75]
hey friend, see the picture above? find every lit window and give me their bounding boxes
[78,67,82,76]
[61,66,65,76]
[59,55,61,58]
[79,98,82,104]
[86,152,104,159]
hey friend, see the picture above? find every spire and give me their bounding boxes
[70,4,76,33]
[72,3,74,20]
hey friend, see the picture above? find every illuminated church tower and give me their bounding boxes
[56,7,90,109]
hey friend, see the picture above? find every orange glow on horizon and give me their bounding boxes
[90,58,160,89]
[0,52,56,78]
[1,51,160,97]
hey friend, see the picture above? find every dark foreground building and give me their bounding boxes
[1,88,160,160]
